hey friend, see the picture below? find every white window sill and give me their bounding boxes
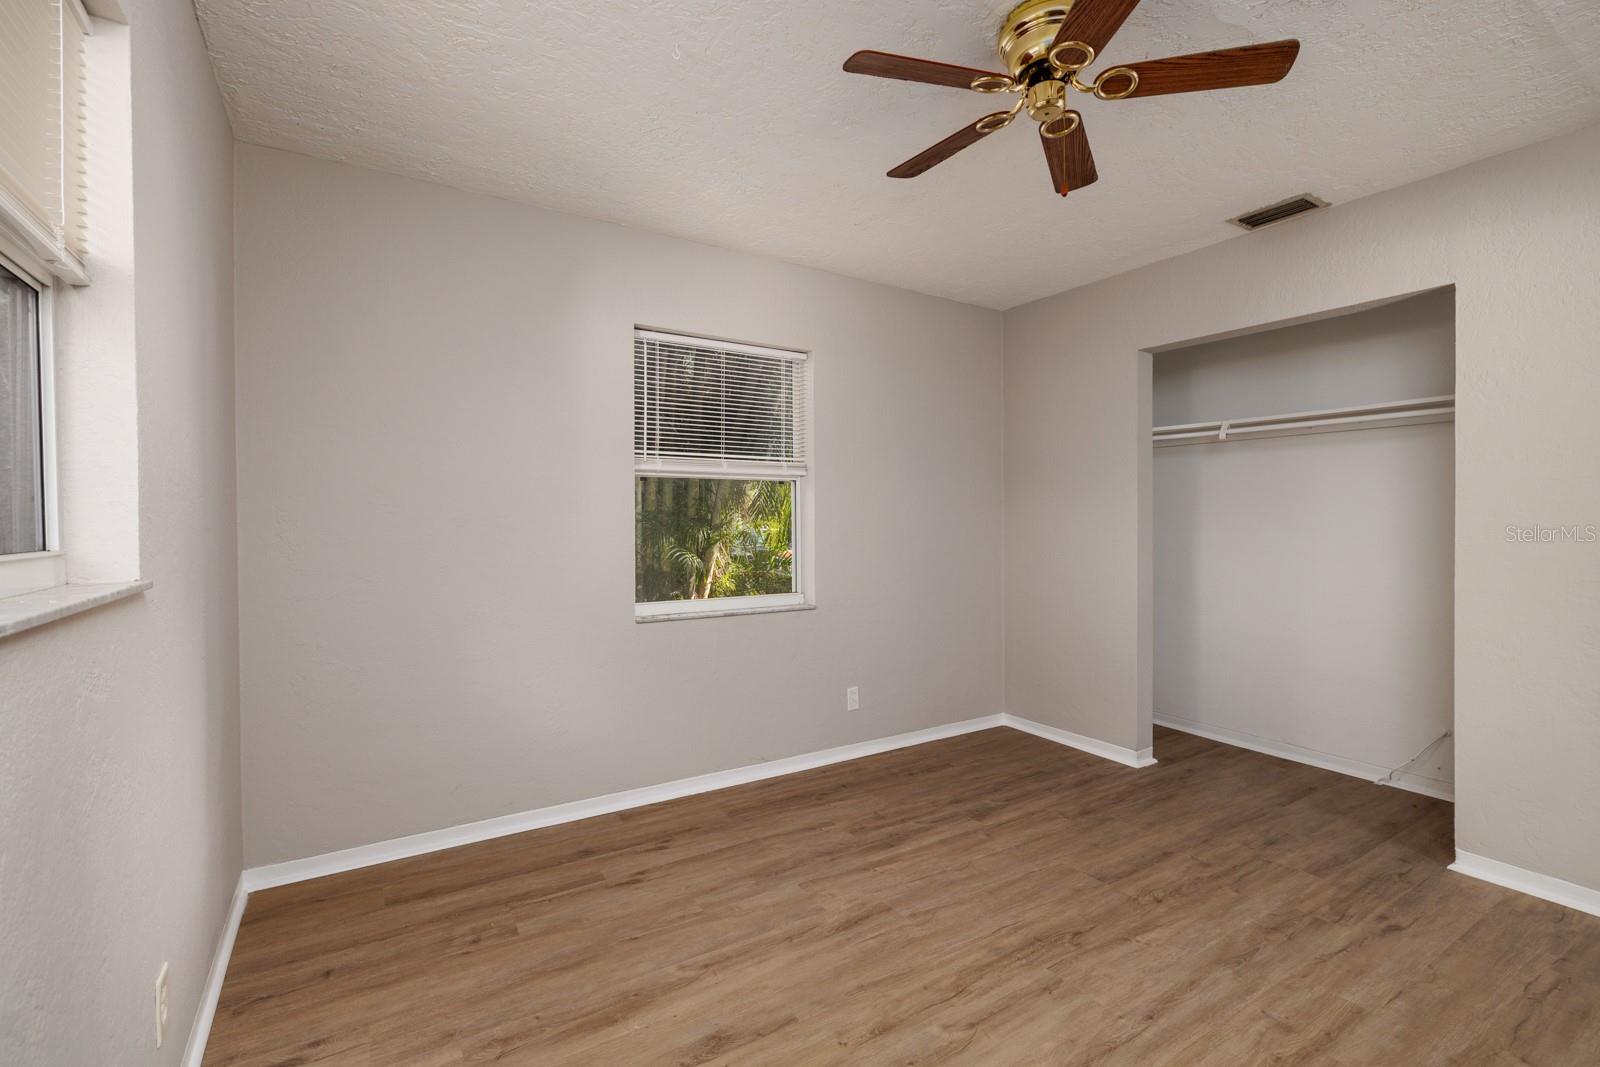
[0,579,152,640]
[635,602,816,624]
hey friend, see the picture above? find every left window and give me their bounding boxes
[0,0,86,598]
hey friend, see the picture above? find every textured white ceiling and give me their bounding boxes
[193,0,1600,309]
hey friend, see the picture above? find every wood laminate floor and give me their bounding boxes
[204,728,1600,1066]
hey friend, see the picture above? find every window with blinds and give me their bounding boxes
[633,330,809,475]
[633,329,811,617]
[0,0,91,269]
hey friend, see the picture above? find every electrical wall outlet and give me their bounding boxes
[846,686,860,711]
[154,962,169,1048]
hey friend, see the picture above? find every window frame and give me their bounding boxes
[0,239,63,599]
[632,329,813,621]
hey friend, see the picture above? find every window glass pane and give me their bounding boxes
[0,264,44,555]
[635,478,794,603]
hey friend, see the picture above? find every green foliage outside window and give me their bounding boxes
[635,477,794,602]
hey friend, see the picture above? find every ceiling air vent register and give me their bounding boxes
[1229,194,1329,231]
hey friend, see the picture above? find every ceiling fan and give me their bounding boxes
[843,0,1300,196]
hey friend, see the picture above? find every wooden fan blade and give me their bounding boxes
[844,50,1012,91]
[1041,115,1097,196]
[1113,40,1300,98]
[1050,0,1143,55]
[888,117,1003,179]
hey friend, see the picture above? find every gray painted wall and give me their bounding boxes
[233,144,1005,866]
[0,1,240,1063]
[1153,291,1456,791]
[1005,124,1600,894]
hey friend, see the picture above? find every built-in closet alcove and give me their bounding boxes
[1150,287,1456,801]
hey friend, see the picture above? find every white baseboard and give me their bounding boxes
[1384,768,1455,803]
[243,714,1007,892]
[1154,715,1454,802]
[1450,850,1600,919]
[181,874,247,1067]
[1001,714,1156,768]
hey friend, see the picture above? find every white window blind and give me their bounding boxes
[0,0,91,270]
[633,329,810,477]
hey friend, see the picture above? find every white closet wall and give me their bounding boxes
[1153,289,1455,796]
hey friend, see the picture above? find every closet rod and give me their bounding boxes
[1152,395,1455,448]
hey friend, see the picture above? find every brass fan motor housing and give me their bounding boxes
[1024,80,1070,124]
[996,0,1075,78]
